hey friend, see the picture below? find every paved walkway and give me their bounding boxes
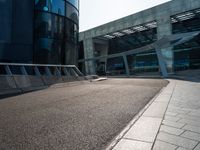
[109,79,200,150]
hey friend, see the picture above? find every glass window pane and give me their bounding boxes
[35,0,65,16]
[35,12,52,38]
[65,19,78,43]
[67,0,79,9]
[34,38,62,64]
[51,0,65,16]
[66,3,78,23]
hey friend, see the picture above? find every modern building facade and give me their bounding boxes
[79,0,200,76]
[0,0,79,65]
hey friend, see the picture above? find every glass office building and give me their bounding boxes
[0,0,79,65]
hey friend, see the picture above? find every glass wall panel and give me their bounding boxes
[51,0,65,16]
[66,3,78,23]
[65,19,78,43]
[34,38,62,64]
[35,0,65,16]
[34,0,79,65]
[108,29,157,54]
[172,10,200,71]
[67,0,79,9]
[107,57,125,75]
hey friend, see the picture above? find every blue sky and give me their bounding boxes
[79,0,171,32]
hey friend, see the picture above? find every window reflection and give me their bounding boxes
[67,0,79,8]
[66,3,78,23]
[35,38,62,64]
[35,0,65,16]
[51,0,65,16]
[34,0,79,65]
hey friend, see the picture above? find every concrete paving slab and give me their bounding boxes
[157,132,198,149]
[164,115,181,122]
[178,119,200,127]
[162,120,186,128]
[183,125,200,134]
[160,125,185,135]
[143,102,168,118]
[153,140,177,150]
[124,116,162,143]
[113,139,152,150]
[155,93,171,103]
[194,143,200,150]
[176,147,188,150]
[166,111,178,116]
[181,131,200,141]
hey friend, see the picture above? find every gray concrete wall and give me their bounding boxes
[83,38,96,74]
[79,0,200,75]
[0,0,34,63]
[79,0,200,40]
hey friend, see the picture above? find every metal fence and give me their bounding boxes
[0,63,84,77]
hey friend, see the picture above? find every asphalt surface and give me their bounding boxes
[0,78,168,150]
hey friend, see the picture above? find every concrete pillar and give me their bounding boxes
[83,38,96,75]
[157,13,174,74]
[123,55,130,77]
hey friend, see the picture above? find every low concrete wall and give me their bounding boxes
[42,76,64,85]
[0,76,21,96]
[13,75,47,92]
[0,75,86,98]
[62,76,79,82]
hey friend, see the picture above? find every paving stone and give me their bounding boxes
[176,147,188,150]
[181,131,200,141]
[164,115,181,122]
[143,102,168,118]
[167,108,189,115]
[124,116,162,142]
[153,140,177,150]
[194,143,200,150]
[113,139,152,150]
[183,125,200,134]
[166,111,178,117]
[157,132,198,149]
[177,114,200,121]
[162,120,186,129]
[155,93,171,103]
[189,111,200,117]
[178,119,200,127]
[160,125,185,135]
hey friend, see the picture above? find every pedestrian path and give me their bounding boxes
[107,79,200,150]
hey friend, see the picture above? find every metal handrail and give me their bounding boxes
[0,63,84,77]
[0,63,76,68]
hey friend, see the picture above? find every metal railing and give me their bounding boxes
[0,63,84,77]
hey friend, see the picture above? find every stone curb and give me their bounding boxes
[105,80,175,150]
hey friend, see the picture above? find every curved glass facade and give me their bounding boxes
[34,0,79,64]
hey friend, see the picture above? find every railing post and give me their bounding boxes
[4,65,12,75]
[63,67,70,76]
[20,66,28,75]
[34,66,41,76]
[45,67,52,76]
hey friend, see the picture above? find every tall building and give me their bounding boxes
[0,0,79,65]
[79,0,200,76]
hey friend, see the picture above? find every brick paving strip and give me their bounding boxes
[106,79,200,150]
